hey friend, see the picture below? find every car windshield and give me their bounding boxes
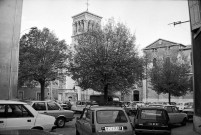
[96,110,128,124]
[140,109,166,120]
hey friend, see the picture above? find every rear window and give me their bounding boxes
[96,110,128,124]
[140,109,166,120]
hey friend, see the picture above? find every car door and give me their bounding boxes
[46,101,61,117]
[0,104,6,129]
[172,106,182,123]
[75,110,85,135]
[6,104,35,130]
[82,109,92,135]
[164,106,176,124]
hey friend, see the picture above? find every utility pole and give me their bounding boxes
[168,20,190,26]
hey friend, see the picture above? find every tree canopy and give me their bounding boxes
[68,19,144,102]
[18,27,71,100]
[149,57,192,103]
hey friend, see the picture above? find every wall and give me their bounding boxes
[192,32,201,133]
[18,87,50,100]
[0,0,23,99]
[143,40,193,103]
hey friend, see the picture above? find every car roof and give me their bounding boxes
[149,104,163,106]
[163,105,176,107]
[28,100,55,102]
[88,106,124,111]
[0,100,27,105]
[138,107,166,110]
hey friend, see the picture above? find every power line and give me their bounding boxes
[168,20,190,27]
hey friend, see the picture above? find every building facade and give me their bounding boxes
[143,39,193,103]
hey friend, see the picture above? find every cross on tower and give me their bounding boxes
[86,0,89,11]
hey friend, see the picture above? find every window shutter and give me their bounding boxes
[188,0,201,30]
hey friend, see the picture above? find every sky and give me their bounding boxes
[21,0,191,52]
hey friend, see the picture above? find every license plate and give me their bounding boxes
[147,123,159,126]
[105,126,123,131]
[152,123,159,126]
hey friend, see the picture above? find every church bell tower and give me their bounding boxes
[71,11,102,44]
[68,10,102,100]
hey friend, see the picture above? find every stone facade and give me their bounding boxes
[143,39,193,103]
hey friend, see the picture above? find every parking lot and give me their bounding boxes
[55,114,198,135]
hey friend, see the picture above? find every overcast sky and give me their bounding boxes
[21,0,191,52]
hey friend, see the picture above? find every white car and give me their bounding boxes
[176,102,193,111]
[0,100,56,131]
[71,101,90,113]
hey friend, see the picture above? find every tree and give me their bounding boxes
[149,57,192,103]
[19,27,71,100]
[68,19,144,102]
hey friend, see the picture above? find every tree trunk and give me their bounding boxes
[168,91,171,104]
[40,81,45,101]
[104,84,108,103]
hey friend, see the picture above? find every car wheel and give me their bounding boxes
[76,129,80,135]
[56,117,65,128]
[181,118,187,126]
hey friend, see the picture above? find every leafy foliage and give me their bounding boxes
[68,19,144,101]
[18,27,71,100]
[149,58,192,103]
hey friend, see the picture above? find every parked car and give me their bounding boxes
[134,107,171,135]
[0,100,56,131]
[121,101,131,107]
[176,102,193,111]
[182,104,194,121]
[124,101,144,116]
[71,101,91,113]
[63,101,73,110]
[75,106,134,135]
[148,104,164,108]
[59,101,72,110]
[27,100,74,128]
[148,104,188,126]
[163,105,188,126]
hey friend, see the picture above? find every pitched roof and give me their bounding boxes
[143,39,186,50]
[72,11,102,19]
